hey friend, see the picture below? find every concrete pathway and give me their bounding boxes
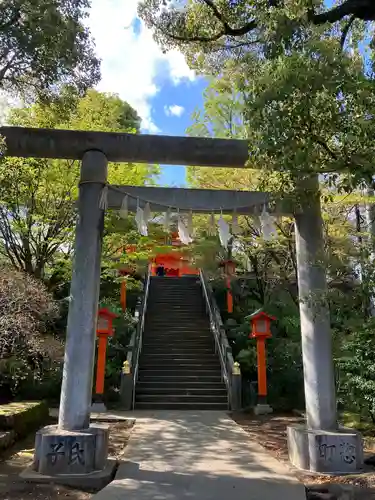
[93,411,305,500]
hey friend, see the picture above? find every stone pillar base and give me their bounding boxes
[254,404,273,415]
[287,424,364,474]
[32,424,109,476]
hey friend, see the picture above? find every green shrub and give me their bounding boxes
[336,318,375,421]
[0,401,49,437]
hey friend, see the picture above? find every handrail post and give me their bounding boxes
[231,362,242,411]
[120,361,133,410]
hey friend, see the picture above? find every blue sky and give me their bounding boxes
[87,0,208,187]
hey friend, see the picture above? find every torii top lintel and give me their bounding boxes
[0,126,249,168]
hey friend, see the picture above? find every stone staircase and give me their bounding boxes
[135,276,228,410]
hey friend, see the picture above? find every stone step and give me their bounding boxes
[145,322,210,327]
[144,332,212,337]
[148,302,201,305]
[142,345,214,351]
[136,387,227,396]
[145,314,208,319]
[135,394,228,403]
[138,374,223,383]
[134,401,228,410]
[149,289,200,292]
[140,353,217,360]
[141,348,215,355]
[147,308,205,313]
[144,329,211,334]
[142,345,213,350]
[139,368,222,376]
[142,340,213,345]
[140,362,220,369]
[143,339,214,346]
[137,380,225,389]
[143,339,213,344]
[145,317,207,322]
[146,311,207,316]
[140,362,221,370]
[148,294,203,298]
[145,328,210,332]
[144,329,211,333]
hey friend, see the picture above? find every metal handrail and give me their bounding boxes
[199,269,234,406]
[131,265,151,409]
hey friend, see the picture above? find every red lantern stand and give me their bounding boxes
[119,268,132,312]
[225,259,235,314]
[249,309,275,415]
[219,259,235,314]
[92,308,118,411]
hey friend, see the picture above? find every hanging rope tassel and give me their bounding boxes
[232,212,240,235]
[119,194,129,219]
[164,207,171,232]
[187,210,193,236]
[144,202,151,223]
[99,185,108,210]
[209,213,215,236]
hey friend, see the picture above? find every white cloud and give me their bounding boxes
[87,0,196,133]
[164,104,185,117]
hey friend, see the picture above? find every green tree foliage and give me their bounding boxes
[185,63,367,411]
[0,89,158,280]
[242,36,375,190]
[139,0,375,71]
[337,319,375,422]
[0,0,100,97]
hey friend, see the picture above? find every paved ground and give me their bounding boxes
[93,411,305,500]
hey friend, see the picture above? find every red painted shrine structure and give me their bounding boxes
[123,231,198,278]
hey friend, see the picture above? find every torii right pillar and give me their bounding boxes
[287,174,364,474]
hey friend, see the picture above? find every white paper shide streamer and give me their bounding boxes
[178,216,193,245]
[119,194,128,219]
[259,206,277,241]
[135,206,148,236]
[218,215,231,249]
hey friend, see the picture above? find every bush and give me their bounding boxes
[336,318,375,421]
[0,266,61,400]
[0,401,49,437]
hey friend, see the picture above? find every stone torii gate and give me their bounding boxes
[0,126,363,481]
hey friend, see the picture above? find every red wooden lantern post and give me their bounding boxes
[222,259,235,313]
[119,261,135,312]
[119,269,130,312]
[249,309,275,414]
[94,308,118,403]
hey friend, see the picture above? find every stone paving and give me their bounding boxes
[93,411,305,500]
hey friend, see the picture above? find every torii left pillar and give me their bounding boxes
[25,151,115,486]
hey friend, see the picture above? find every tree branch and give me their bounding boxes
[165,0,257,44]
[309,0,375,25]
[341,14,356,48]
